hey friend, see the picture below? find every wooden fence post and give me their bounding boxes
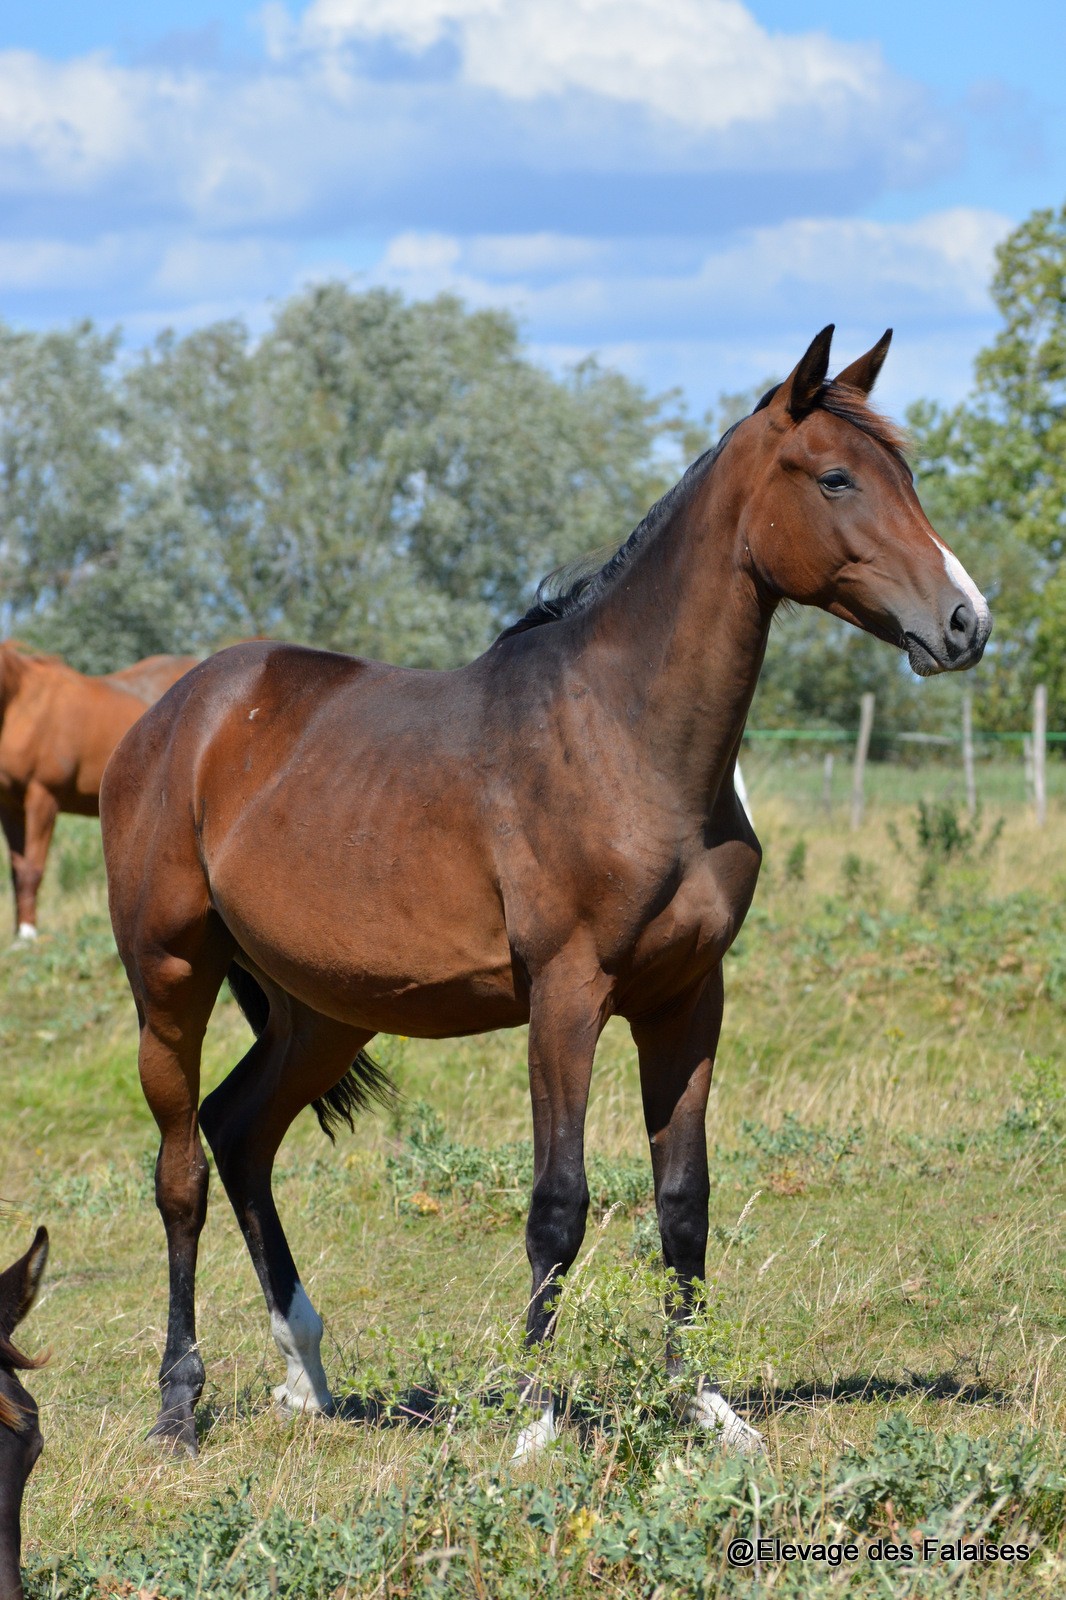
[962,690,976,820]
[851,693,875,831]
[822,752,834,816]
[1034,684,1047,826]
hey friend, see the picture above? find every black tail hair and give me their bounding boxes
[226,962,396,1140]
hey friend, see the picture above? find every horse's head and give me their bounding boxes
[736,327,990,675]
[0,1225,48,1598]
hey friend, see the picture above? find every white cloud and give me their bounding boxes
[0,0,955,253]
[151,236,293,297]
[368,209,1013,339]
[0,50,146,186]
[0,233,138,291]
[292,0,886,133]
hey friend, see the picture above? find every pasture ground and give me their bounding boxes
[2,755,1065,1596]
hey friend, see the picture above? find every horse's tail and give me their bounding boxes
[226,963,396,1141]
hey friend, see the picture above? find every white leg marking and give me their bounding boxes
[733,762,753,825]
[513,1401,556,1459]
[270,1282,334,1415]
[17,923,37,941]
[685,1381,765,1455]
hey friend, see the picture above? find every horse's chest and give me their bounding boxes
[619,848,758,1009]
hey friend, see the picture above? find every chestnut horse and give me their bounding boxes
[105,655,200,706]
[101,328,990,1458]
[0,1227,48,1600]
[0,646,197,938]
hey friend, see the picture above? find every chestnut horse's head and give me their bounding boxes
[735,326,990,675]
[0,1225,48,1600]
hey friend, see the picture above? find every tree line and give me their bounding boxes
[1,200,1063,735]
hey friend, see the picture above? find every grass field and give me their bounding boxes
[3,759,1065,1596]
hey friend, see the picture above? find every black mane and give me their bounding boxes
[496,431,734,642]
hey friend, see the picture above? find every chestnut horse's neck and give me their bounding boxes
[569,452,772,813]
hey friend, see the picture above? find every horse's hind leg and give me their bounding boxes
[199,992,374,1416]
[130,919,233,1454]
[632,967,763,1455]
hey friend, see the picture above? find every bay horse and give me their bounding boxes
[0,646,197,938]
[0,1227,48,1600]
[100,328,990,1459]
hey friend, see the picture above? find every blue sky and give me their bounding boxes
[2,0,1063,420]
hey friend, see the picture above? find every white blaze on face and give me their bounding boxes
[270,1282,334,1414]
[932,535,991,631]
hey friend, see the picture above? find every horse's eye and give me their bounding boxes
[819,470,852,493]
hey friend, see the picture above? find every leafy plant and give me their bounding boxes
[887,798,1004,900]
[784,838,807,884]
[1000,1054,1066,1137]
[26,1418,1066,1599]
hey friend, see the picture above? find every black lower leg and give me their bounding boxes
[524,1164,590,1346]
[150,1140,209,1452]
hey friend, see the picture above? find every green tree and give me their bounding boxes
[0,287,686,671]
[0,321,127,641]
[907,201,1066,727]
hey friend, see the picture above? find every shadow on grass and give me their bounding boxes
[741,1370,1009,1418]
[195,1368,1010,1448]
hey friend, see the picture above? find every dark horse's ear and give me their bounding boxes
[834,328,893,396]
[774,325,834,421]
[0,1227,48,1340]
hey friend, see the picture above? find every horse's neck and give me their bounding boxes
[0,651,29,717]
[584,476,773,813]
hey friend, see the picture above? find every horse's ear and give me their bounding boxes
[774,325,834,421]
[834,328,893,397]
[0,1228,48,1339]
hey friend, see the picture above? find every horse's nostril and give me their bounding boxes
[950,601,973,637]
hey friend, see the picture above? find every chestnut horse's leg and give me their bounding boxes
[514,965,610,1456]
[133,928,233,1455]
[632,967,763,1455]
[0,783,57,939]
[200,991,373,1417]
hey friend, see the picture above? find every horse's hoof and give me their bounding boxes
[16,924,37,942]
[685,1386,765,1456]
[512,1402,556,1459]
[147,1415,199,1458]
[272,1382,335,1419]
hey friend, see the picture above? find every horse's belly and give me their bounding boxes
[207,829,525,1038]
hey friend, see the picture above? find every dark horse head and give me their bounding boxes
[0,1227,48,1600]
[733,325,990,674]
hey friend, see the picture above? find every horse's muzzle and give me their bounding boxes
[904,595,992,677]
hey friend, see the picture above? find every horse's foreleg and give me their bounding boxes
[12,783,57,939]
[200,1003,373,1418]
[514,965,609,1456]
[632,967,763,1455]
[0,787,55,941]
